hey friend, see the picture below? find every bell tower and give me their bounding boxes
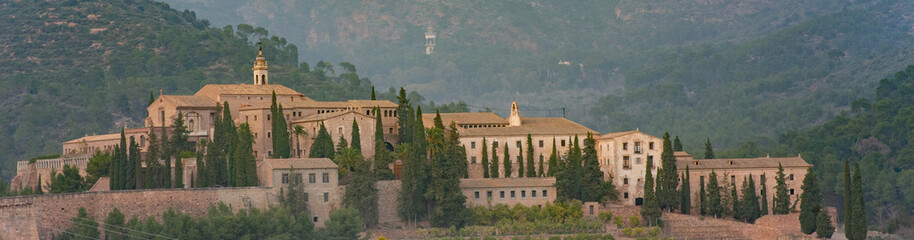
[425,26,437,55]
[508,101,522,126]
[253,47,269,85]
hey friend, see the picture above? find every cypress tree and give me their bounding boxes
[482,138,489,178]
[773,163,790,214]
[731,181,740,220]
[36,174,43,194]
[700,174,707,215]
[425,126,470,228]
[171,111,190,153]
[174,151,184,189]
[799,167,821,234]
[447,121,469,179]
[343,157,378,227]
[707,171,722,217]
[560,136,584,200]
[760,174,769,216]
[581,133,605,202]
[816,206,835,238]
[373,107,394,180]
[843,160,852,235]
[270,91,291,158]
[195,143,207,188]
[433,109,444,129]
[396,88,413,144]
[517,142,524,178]
[641,155,661,226]
[126,137,138,189]
[309,122,334,159]
[673,136,683,151]
[148,91,155,106]
[538,154,545,177]
[704,137,715,159]
[659,132,679,211]
[161,115,171,188]
[741,175,760,223]
[145,131,161,189]
[526,134,535,177]
[370,86,376,100]
[350,119,361,153]
[503,143,512,178]
[681,167,691,214]
[849,163,867,240]
[547,138,558,177]
[490,141,499,178]
[234,123,258,186]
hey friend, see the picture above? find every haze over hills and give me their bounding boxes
[160,0,914,151]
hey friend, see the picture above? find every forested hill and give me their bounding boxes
[0,0,379,179]
[161,0,914,152]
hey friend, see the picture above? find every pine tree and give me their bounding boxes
[426,124,469,228]
[547,138,558,177]
[681,167,691,214]
[482,138,489,178]
[707,171,722,217]
[849,163,867,240]
[704,137,715,159]
[731,181,740,220]
[740,175,760,223]
[700,174,707,215]
[517,142,524,178]
[343,157,378,227]
[760,174,769,216]
[658,132,679,211]
[581,133,606,202]
[309,122,335,159]
[104,208,126,240]
[489,141,499,178]
[526,134,535,177]
[171,111,190,153]
[350,119,361,152]
[503,143,512,178]
[673,136,683,151]
[773,163,791,214]
[816,206,835,238]
[641,155,661,226]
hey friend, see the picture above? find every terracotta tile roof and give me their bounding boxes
[63,128,148,143]
[160,95,216,108]
[263,158,338,170]
[598,130,640,139]
[676,156,812,170]
[292,110,374,123]
[421,112,509,128]
[194,84,303,101]
[459,177,556,188]
[240,99,396,110]
[456,117,597,137]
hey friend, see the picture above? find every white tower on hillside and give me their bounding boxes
[253,47,269,85]
[425,26,437,55]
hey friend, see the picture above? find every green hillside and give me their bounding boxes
[161,0,914,151]
[0,0,377,179]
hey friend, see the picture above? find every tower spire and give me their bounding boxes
[253,46,269,85]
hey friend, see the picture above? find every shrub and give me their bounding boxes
[613,216,624,228]
[598,211,613,222]
[628,215,641,227]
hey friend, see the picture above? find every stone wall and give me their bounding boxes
[0,187,275,239]
[376,180,401,226]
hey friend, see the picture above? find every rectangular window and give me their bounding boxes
[542,190,548,197]
[649,142,655,150]
[471,157,477,164]
[516,141,522,148]
[622,142,628,150]
[282,173,289,184]
[790,189,795,195]
[561,140,566,147]
[389,128,393,134]
[471,142,476,149]
[510,190,516,198]
[494,141,499,148]
[539,140,544,148]
[623,156,631,169]
[309,173,316,183]
[474,191,480,199]
[304,193,309,202]
[338,127,344,135]
[324,193,329,202]
[647,155,653,164]
[634,142,642,153]
[487,191,493,199]
[590,205,594,215]
[789,174,794,180]
[623,178,629,185]
[521,190,526,198]
[313,217,318,222]
[500,191,505,198]
[267,114,271,120]
[636,157,642,164]
[532,190,538,197]
[624,192,629,199]
[323,173,330,183]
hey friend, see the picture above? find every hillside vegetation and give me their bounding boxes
[162,0,914,151]
[0,0,381,179]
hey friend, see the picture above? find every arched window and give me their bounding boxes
[261,74,266,83]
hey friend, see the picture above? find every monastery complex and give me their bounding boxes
[9,51,813,226]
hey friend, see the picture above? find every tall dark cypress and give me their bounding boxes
[700,174,707,215]
[481,138,489,178]
[110,144,121,190]
[517,142,524,178]
[773,163,790,214]
[373,107,394,180]
[673,136,683,151]
[547,138,558,177]
[760,174,769,216]
[741,175,760,223]
[799,167,820,234]
[731,181,740,219]
[681,167,691,214]
[659,132,679,211]
[489,141,499,178]
[145,131,161,189]
[160,114,170,188]
[270,92,290,158]
[350,119,361,152]
[309,122,334,159]
[843,160,852,235]
[707,171,722,217]
[641,155,661,225]
[581,133,606,202]
[503,143,512,178]
[704,137,715,159]
[370,86,376,100]
[849,163,867,240]
[396,88,413,144]
[126,137,138,189]
[526,134,535,177]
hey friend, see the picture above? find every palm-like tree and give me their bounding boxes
[293,125,306,157]
[334,147,362,177]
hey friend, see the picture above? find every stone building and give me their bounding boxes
[675,152,812,213]
[461,177,557,207]
[595,130,663,205]
[424,101,597,179]
[257,158,340,227]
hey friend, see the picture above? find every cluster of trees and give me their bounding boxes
[194,101,258,188]
[554,134,618,203]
